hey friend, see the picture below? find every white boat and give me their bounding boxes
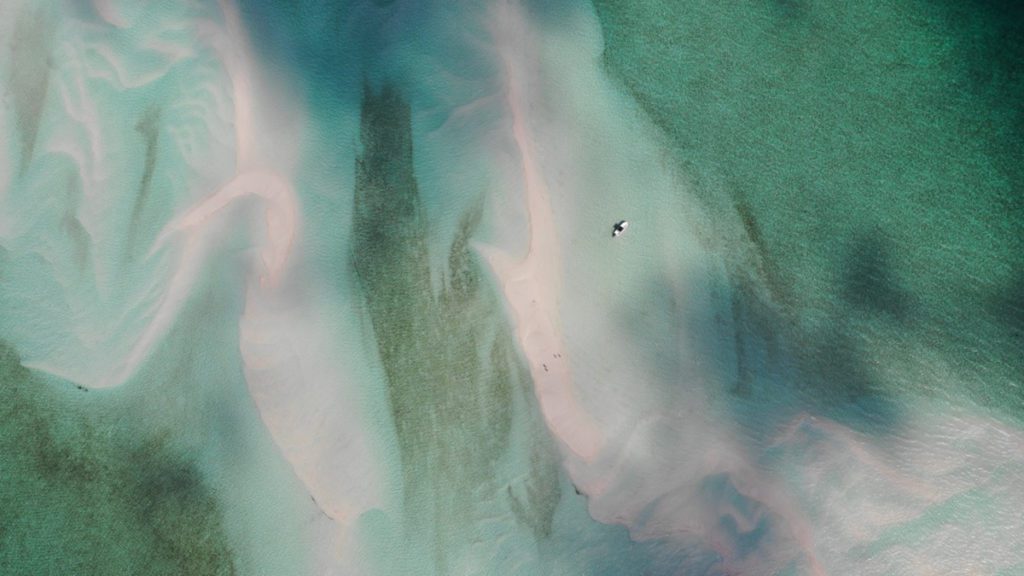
[612,220,629,237]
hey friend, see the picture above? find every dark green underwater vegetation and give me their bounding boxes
[350,83,561,573]
[0,341,236,576]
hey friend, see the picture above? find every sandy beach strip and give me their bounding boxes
[480,1,605,464]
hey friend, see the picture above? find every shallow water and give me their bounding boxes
[0,1,1021,574]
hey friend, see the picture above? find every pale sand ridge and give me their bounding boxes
[481,0,605,463]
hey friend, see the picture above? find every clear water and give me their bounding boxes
[0,0,1021,574]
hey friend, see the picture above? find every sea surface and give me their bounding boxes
[0,1,1021,575]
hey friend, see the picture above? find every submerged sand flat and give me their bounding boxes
[0,1,1021,575]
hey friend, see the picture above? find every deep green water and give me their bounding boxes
[0,341,235,575]
[590,0,1023,420]
[593,1,1024,426]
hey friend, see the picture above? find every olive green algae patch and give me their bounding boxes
[350,84,560,572]
[0,341,236,576]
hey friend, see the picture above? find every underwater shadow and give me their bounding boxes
[609,250,907,446]
[839,232,915,321]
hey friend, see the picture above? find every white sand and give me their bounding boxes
[92,0,127,28]
[479,6,1024,573]
[6,2,223,387]
[481,1,605,464]
[481,3,829,573]
[216,0,385,553]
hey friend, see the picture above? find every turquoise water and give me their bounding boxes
[590,0,1023,418]
[0,0,1021,574]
